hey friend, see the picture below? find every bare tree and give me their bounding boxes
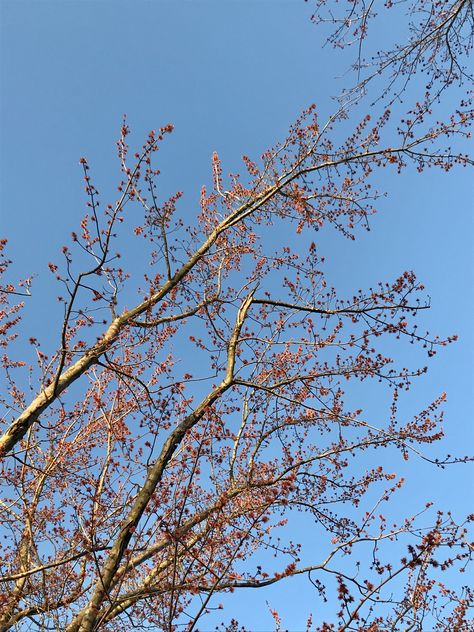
[308,0,473,105]
[0,2,473,630]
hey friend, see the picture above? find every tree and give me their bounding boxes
[0,2,472,630]
[308,0,473,106]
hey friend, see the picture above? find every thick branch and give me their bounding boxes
[65,293,254,632]
[0,138,452,458]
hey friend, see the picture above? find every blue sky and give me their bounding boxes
[0,1,473,629]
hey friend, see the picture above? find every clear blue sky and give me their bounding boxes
[0,1,472,629]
